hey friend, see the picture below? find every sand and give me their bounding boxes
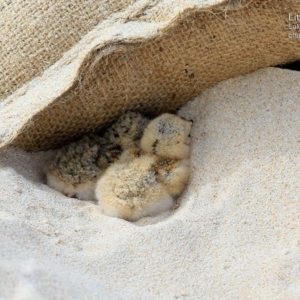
[1,67,300,299]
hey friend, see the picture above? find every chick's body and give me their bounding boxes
[96,151,173,221]
[155,157,191,197]
[46,134,121,200]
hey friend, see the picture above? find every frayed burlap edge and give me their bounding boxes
[1,0,300,151]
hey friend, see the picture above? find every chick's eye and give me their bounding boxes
[188,134,191,137]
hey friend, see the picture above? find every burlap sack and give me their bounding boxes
[1,0,299,151]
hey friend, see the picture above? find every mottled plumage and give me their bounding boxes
[96,151,173,221]
[46,134,121,200]
[154,157,190,197]
[140,113,192,159]
[104,111,149,150]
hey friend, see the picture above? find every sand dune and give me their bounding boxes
[1,67,300,299]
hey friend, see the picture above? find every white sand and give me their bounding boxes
[1,67,300,299]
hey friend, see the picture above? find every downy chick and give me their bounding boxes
[140,113,192,159]
[46,134,121,200]
[104,111,150,150]
[96,151,173,221]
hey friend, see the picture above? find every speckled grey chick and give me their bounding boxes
[104,112,150,150]
[46,134,122,200]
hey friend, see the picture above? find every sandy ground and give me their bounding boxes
[1,67,300,299]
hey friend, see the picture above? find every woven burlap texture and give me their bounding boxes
[0,0,299,151]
